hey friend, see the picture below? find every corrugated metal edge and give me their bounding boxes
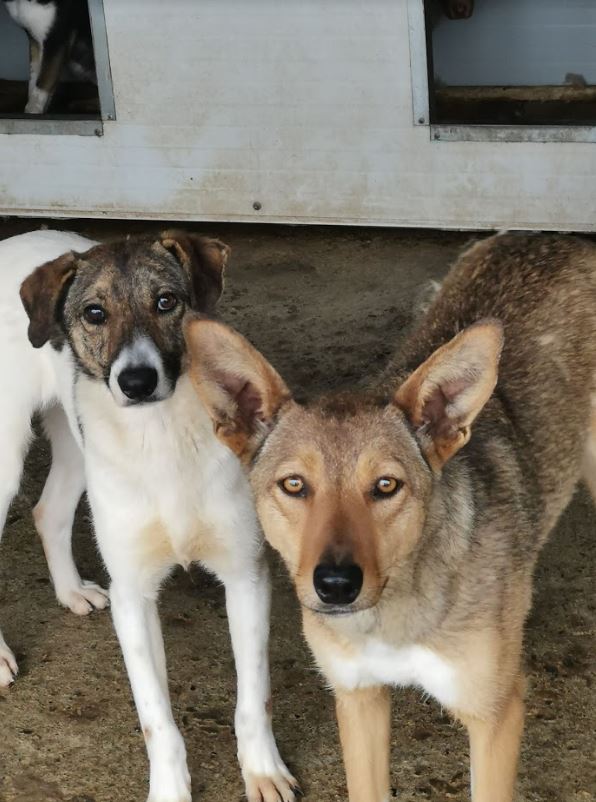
[0,117,102,135]
[407,0,430,126]
[88,0,116,121]
[2,206,594,232]
[431,124,596,143]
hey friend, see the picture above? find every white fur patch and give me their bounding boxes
[25,85,50,114]
[4,0,56,43]
[327,639,459,709]
[108,335,170,407]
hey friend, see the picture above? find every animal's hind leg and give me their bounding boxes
[25,36,68,114]
[0,413,34,686]
[35,405,109,615]
[26,34,42,106]
[581,404,596,504]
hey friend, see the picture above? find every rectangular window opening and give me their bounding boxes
[0,0,114,135]
[424,0,596,129]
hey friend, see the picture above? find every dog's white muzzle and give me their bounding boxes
[108,336,172,407]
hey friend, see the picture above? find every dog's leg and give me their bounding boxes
[0,410,34,687]
[218,557,298,802]
[146,594,169,698]
[581,402,596,503]
[462,683,525,802]
[335,685,392,802]
[25,36,67,114]
[27,33,42,106]
[35,405,109,615]
[109,577,190,802]
[0,630,18,688]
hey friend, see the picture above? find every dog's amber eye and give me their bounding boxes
[372,477,403,499]
[83,304,107,325]
[157,292,177,313]
[278,475,307,497]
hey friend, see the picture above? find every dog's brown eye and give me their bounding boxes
[372,477,403,499]
[157,292,177,313]
[83,304,107,325]
[279,475,307,497]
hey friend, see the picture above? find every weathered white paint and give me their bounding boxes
[0,0,594,230]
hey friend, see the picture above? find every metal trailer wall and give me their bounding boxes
[0,0,594,230]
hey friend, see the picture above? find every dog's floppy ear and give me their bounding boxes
[20,252,78,348]
[184,315,291,462]
[393,320,503,470]
[160,230,230,314]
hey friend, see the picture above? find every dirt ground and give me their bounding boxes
[0,221,594,802]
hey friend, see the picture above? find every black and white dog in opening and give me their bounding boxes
[3,0,96,114]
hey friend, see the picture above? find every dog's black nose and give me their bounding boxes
[313,562,363,606]
[118,366,158,400]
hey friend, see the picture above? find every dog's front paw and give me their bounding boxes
[0,640,18,688]
[147,736,191,802]
[147,792,191,802]
[57,580,110,616]
[244,771,301,802]
[241,738,299,802]
[147,768,191,802]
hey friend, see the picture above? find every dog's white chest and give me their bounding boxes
[5,0,56,42]
[79,375,255,573]
[328,639,459,709]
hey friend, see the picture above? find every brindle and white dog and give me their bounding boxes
[0,229,297,802]
[185,232,596,802]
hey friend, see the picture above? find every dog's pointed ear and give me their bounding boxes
[393,320,503,470]
[160,230,230,314]
[184,316,291,462]
[20,252,78,348]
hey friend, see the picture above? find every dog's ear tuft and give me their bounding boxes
[20,252,78,348]
[160,230,230,314]
[393,320,503,470]
[184,315,291,462]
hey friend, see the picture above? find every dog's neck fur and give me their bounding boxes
[75,369,214,461]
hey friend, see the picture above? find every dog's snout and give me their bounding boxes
[117,366,158,401]
[313,562,363,606]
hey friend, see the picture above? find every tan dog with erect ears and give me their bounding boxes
[185,232,596,802]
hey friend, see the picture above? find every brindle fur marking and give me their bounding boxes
[21,231,228,386]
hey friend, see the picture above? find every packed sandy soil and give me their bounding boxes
[0,221,594,802]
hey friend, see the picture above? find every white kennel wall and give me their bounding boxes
[0,0,594,230]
